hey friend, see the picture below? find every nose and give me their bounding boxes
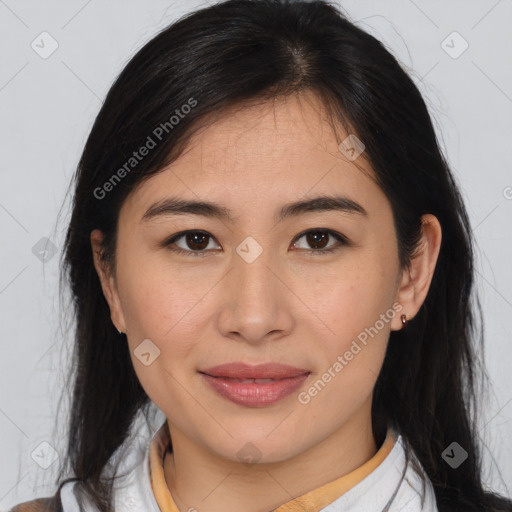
[217,246,295,346]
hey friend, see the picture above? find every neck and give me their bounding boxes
[163,406,379,512]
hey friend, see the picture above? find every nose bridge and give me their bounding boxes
[221,236,291,341]
[233,236,281,306]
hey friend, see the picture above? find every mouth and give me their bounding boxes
[198,363,311,407]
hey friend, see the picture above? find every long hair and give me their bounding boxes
[53,1,512,511]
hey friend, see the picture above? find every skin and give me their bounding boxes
[91,91,442,512]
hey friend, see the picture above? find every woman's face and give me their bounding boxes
[93,92,411,464]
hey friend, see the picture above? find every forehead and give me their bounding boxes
[121,92,388,223]
[179,92,360,172]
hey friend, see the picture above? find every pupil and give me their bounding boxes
[188,233,208,250]
[307,232,328,249]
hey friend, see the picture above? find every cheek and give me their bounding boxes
[114,257,216,402]
[116,243,208,339]
[302,252,397,396]
[296,272,393,426]
[116,253,208,407]
[313,256,397,341]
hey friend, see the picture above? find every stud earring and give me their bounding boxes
[401,314,407,327]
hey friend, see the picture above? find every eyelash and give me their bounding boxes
[163,229,348,257]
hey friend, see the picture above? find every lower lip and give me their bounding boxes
[200,373,310,407]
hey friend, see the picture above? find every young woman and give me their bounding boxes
[9,0,512,511]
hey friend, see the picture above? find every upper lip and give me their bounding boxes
[199,362,310,380]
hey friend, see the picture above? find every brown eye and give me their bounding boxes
[164,230,220,256]
[184,232,210,250]
[305,231,329,250]
[292,229,347,254]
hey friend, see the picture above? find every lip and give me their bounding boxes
[198,362,310,407]
[199,362,310,379]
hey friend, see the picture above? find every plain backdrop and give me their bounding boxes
[1,0,511,509]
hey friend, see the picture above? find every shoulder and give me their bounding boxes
[8,495,62,512]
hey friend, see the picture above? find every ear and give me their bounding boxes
[391,214,442,331]
[90,229,127,333]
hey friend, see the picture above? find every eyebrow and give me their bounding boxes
[141,195,368,223]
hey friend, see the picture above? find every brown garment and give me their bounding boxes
[8,495,62,512]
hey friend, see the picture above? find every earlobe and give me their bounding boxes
[90,229,127,334]
[392,214,442,331]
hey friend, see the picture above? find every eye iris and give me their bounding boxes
[187,232,209,250]
[306,231,329,250]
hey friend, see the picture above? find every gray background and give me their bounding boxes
[1,0,511,509]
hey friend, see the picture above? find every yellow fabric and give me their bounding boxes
[149,421,396,512]
[149,421,180,512]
